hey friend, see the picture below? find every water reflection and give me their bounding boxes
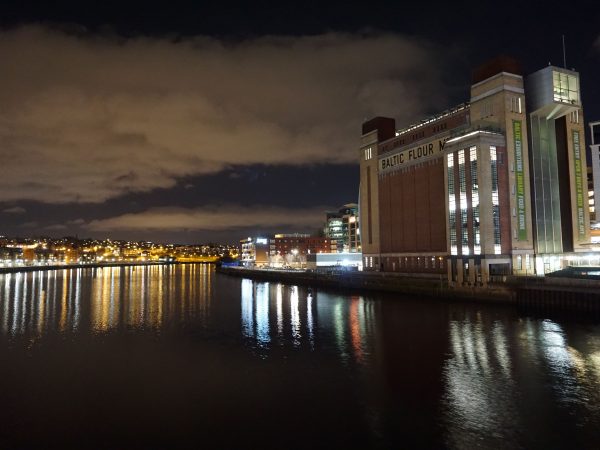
[443,310,600,448]
[444,313,518,449]
[239,280,374,364]
[0,264,213,335]
[1,268,600,448]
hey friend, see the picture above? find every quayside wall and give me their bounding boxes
[217,266,514,303]
[217,266,600,312]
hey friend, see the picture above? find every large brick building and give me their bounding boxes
[360,58,592,284]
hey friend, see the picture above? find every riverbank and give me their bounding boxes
[0,261,171,274]
[217,266,600,312]
[217,266,515,302]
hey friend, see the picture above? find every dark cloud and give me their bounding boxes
[84,205,331,232]
[2,206,26,214]
[0,25,446,204]
[44,224,68,230]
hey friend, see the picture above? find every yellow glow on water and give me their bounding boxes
[59,270,68,332]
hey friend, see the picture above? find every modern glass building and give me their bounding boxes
[325,204,361,253]
[526,67,587,257]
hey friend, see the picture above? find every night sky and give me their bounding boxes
[2,0,600,243]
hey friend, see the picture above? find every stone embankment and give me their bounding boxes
[217,266,600,312]
[217,266,515,303]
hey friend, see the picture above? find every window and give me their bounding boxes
[490,146,501,254]
[447,153,457,255]
[480,101,493,119]
[510,96,522,114]
[458,150,469,255]
[553,71,579,104]
[570,110,579,124]
[364,147,373,160]
[470,146,480,255]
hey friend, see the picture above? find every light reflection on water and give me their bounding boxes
[0,265,599,448]
[239,279,372,362]
[443,312,600,448]
[0,264,213,335]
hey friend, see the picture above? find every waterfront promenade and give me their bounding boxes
[0,261,170,275]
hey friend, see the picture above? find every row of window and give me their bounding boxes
[384,256,445,271]
[490,146,502,255]
[447,146,499,256]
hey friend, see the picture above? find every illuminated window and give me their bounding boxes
[490,146,501,254]
[470,146,480,255]
[458,150,468,255]
[364,147,373,160]
[447,153,457,255]
[553,71,579,104]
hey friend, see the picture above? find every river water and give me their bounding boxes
[0,264,599,449]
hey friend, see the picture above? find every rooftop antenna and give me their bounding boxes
[562,35,567,68]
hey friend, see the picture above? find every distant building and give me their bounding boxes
[360,57,593,283]
[269,234,337,268]
[325,203,361,253]
[240,237,270,267]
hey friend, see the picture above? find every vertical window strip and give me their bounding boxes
[447,153,457,255]
[458,150,468,255]
[470,146,480,255]
[490,146,501,254]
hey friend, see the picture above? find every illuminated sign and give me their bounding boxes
[379,138,448,173]
[256,238,268,245]
[573,130,586,240]
[513,120,527,241]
